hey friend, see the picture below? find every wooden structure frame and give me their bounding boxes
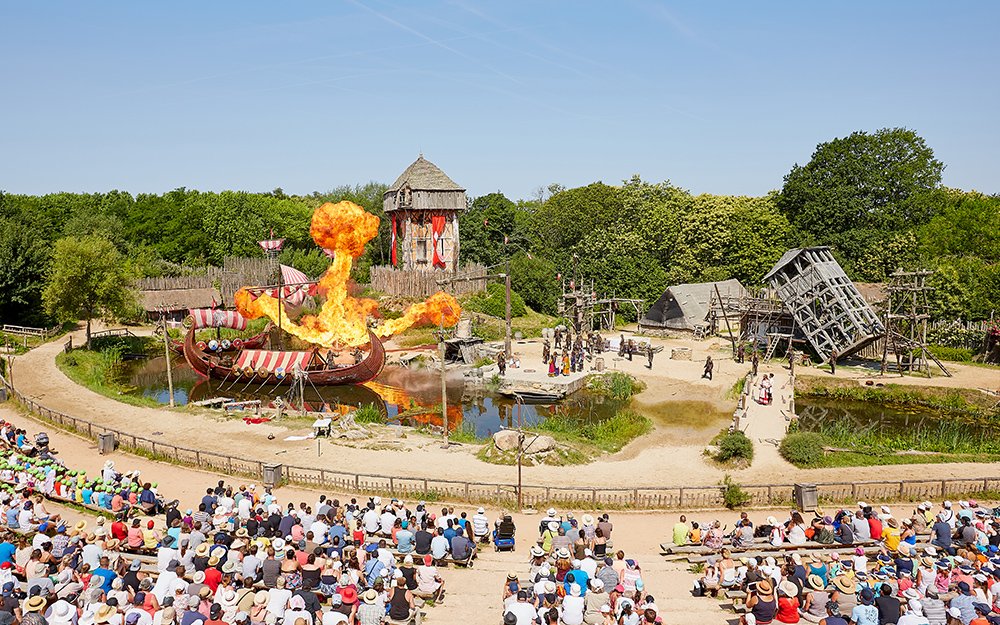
[558,277,643,332]
[880,269,950,377]
[762,247,883,362]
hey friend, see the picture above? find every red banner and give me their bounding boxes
[431,214,446,269]
[391,214,398,266]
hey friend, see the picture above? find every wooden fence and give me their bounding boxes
[370,264,488,298]
[2,373,998,510]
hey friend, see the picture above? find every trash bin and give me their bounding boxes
[794,483,818,512]
[263,463,283,488]
[97,433,116,455]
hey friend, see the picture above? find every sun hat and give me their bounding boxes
[477,507,485,514]
[95,605,117,624]
[252,591,268,606]
[766,516,778,526]
[546,508,556,516]
[569,583,582,597]
[361,589,378,605]
[582,514,595,525]
[756,580,773,594]
[779,581,798,598]
[23,596,46,613]
[547,521,559,532]
[195,543,210,557]
[833,576,854,594]
[530,546,545,558]
[340,587,358,604]
[806,574,825,590]
[556,547,571,560]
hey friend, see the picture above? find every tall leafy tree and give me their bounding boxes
[43,236,137,346]
[460,192,519,267]
[0,219,50,325]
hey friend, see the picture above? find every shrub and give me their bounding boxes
[928,345,974,362]
[353,403,383,424]
[779,432,827,467]
[587,372,644,401]
[715,431,754,464]
[721,474,751,509]
[464,283,526,318]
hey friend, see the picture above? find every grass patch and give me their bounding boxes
[448,421,487,444]
[587,372,645,401]
[533,409,651,453]
[779,432,826,467]
[55,338,165,410]
[726,376,747,400]
[928,345,975,362]
[779,428,1000,468]
[795,377,998,416]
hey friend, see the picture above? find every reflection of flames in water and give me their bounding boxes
[365,381,463,430]
[236,201,461,348]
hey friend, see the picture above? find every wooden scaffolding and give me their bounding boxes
[558,278,644,332]
[762,247,884,363]
[880,269,951,377]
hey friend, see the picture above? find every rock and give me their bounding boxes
[493,430,521,451]
[492,430,556,454]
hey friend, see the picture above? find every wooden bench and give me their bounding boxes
[725,590,747,613]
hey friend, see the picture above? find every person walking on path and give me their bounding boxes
[497,351,507,377]
[737,344,745,364]
[646,345,654,369]
[703,356,714,380]
[829,349,838,375]
[751,351,759,377]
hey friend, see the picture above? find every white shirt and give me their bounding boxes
[560,595,585,625]
[379,512,396,536]
[579,557,597,579]
[321,611,348,625]
[472,514,489,536]
[237,498,252,520]
[505,601,538,625]
[266,588,292,618]
[124,608,153,625]
[362,510,379,534]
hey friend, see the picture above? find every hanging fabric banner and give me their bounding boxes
[390,214,398,266]
[431,214,446,268]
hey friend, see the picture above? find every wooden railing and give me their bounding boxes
[1,373,998,510]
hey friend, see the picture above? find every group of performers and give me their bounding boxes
[542,327,605,376]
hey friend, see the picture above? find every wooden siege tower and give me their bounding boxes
[762,247,884,363]
[383,155,467,272]
[880,269,951,377]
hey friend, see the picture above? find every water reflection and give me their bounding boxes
[120,355,623,438]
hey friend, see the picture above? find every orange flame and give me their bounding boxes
[235,201,461,348]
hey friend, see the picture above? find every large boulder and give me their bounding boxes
[492,430,556,454]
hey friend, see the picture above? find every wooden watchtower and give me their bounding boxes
[383,155,467,271]
[762,246,884,362]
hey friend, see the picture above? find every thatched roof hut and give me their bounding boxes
[140,287,222,321]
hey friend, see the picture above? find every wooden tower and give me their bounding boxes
[763,246,884,362]
[383,155,467,271]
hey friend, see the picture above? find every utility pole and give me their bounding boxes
[504,256,512,358]
[158,307,175,408]
[439,313,449,448]
[514,392,524,511]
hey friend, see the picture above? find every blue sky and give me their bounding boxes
[2,1,997,200]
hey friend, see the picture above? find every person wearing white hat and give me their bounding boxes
[583,578,607,623]
[471,507,489,543]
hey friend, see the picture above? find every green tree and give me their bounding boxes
[779,128,943,237]
[460,192,518,266]
[43,236,137,346]
[510,252,559,314]
[0,219,50,325]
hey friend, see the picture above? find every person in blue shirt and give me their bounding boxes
[139,483,160,514]
[92,555,117,592]
[564,569,588,596]
[81,484,94,505]
[4,509,18,530]
[0,541,15,565]
[396,522,415,554]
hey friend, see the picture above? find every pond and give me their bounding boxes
[795,396,1000,452]
[118,355,626,439]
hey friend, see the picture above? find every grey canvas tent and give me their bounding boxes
[641,279,745,332]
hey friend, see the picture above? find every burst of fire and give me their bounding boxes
[235,201,461,348]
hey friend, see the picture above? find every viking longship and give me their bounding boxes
[168,308,270,355]
[180,264,386,386]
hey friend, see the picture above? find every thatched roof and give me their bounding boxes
[386,155,464,193]
[140,287,222,312]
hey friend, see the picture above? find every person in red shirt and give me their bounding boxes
[776,581,801,623]
[867,513,883,545]
[203,557,222,592]
[111,517,129,542]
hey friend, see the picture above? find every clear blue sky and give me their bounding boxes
[2,1,997,200]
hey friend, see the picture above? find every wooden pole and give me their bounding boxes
[440,314,449,448]
[504,258,512,358]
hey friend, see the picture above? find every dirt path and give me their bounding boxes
[740,370,795,474]
[9,325,1000,491]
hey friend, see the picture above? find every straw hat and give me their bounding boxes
[361,589,378,605]
[74,520,88,533]
[95,605,117,624]
[195,543,210,557]
[24,596,47,613]
[779,581,798,598]
[582,514,595,526]
[253,591,268,606]
[833,576,855,594]
[756,579,773,595]
[807,574,825,590]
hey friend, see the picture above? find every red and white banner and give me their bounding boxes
[235,349,313,375]
[258,238,285,253]
[431,214,446,269]
[390,214,398,267]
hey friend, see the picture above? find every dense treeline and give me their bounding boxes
[1,127,997,327]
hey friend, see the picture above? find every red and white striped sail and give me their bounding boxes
[235,349,313,374]
[264,264,315,307]
[188,309,248,331]
[258,238,285,253]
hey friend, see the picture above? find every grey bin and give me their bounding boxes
[794,483,818,512]
[97,433,116,455]
[263,463,283,488]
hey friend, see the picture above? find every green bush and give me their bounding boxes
[354,403,383,424]
[587,372,644,401]
[715,431,754,464]
[928,345,974,362]
[779,432,827,467]
[464,283,526,318]
[721,474,751,509]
